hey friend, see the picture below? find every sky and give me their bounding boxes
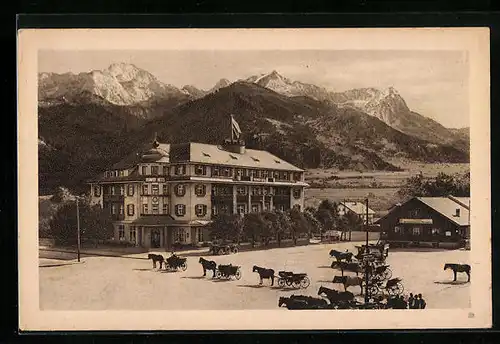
[38,50,469,128]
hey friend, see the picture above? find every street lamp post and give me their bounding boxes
[76,196,81,262]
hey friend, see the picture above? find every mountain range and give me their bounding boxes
[38,63,470,194]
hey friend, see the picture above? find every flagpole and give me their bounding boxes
[230,114,234,142]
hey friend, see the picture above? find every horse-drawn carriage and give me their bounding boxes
[210,242,239,255]
[164,253,188,271]
[365,277,404,296]
[276,271,311,289]
[354,243,389,262]
[215,264,242,280]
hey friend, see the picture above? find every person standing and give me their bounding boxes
[408,293,415,309]
[418,294,426,309]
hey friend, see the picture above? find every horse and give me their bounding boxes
[444,263,471,282]
[278,295,328,309]
[331,261,362,276]
[317,285,355,303]
[252,265,275,286]
[147,254,164,269]
[332,275,364,294]
[199,257,217,277]
[329,249,353,263]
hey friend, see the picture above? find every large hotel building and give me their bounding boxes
[88,127,308,249]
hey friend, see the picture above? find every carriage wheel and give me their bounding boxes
[369,285,380,296]
[235,269,242,280]
[387,282,404,296]
[278,278,285,288]
[300,276,311,289]
[292,280,301,289]
[382,268,392,280]
[232,247,239,254]
[215,270,222,279]
[218,248,225,255]
[285,279,293,287]
[180,262,187,271]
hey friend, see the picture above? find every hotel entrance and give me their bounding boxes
[151,228,162,248]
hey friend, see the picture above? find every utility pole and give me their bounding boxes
[76,197,81,262]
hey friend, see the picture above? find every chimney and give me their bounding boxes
[455,208,461,217]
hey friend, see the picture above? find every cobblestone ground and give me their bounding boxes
[39,242,471,310]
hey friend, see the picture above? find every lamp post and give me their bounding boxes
[76,196,81,262]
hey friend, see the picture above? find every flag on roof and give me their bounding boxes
[231,114,242,140]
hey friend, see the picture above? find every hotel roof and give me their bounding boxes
[112,142,304,172]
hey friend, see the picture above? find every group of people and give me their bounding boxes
[373,293,426,309]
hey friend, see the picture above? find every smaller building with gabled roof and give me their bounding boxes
[374,195,470,249]
[337,201,376,224]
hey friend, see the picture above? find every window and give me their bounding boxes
[142,184,149,195]
[152,204,159,214]
[111,204,117,214]
[119,185,125,196]
[237,204,246,215]
[118,225,125,241]
[162,184,169,195]
[235,169,243,177]
[195,204,207,217]
[223,168,232,177]
[173,228,188,243]
[127,185,134,196]
[412,227,421,236]
[431,228,439,235]
[142,204,149,214]
[251,204,260,213]
[410,209,420,218]
[129,227,136,244]
[212,167,220,177]
[283,172,289,180]
[293,188,301,199]
[175,184,186,197]
[252,187,262,196]
[119,170,124,177]
[278,204,285,211]
[152,184,159,195]
[127,204,135,216]
[195,184,206,197]
[119,204,124,215]
[111,186,116,195]
[141,166,148,175]
[195,165,206,175]
[196,228,204,242]
[262,170,269,179]
[237,186,246,195]
[293,172,302,181]
[251,170,257,178]
[151,165,159,175]
[161,165,169,176]
[162,203,169,215]
[293,204,301,211]
[174,165,186,175]
[175,204,186,216]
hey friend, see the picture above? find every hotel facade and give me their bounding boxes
[87,138,308,249]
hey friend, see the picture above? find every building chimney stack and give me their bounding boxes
[455,208,461,217]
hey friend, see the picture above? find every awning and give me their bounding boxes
[131,215,179,226]
[399,218,433,225]
[189,220,212,226]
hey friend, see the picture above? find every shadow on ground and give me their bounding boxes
[434,280,469,285]
[181,276,206,280]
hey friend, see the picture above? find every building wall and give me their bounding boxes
[377,198,464,242]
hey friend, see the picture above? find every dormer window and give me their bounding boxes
[274,159,281,164]
[251,157,260,162]
[229,154,238,160]
[202,152,211,157]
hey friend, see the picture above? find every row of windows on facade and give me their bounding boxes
[117,225,204,243]
[106,164,303,181]
[393,226,459,236]
[94,183,302,198]
[107,201,294,218]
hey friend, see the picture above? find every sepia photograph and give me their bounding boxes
[18,28,491,330]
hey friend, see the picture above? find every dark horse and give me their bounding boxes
[331,261,362,276]
[317,286,355,303]
[330,249,353,263]
[444,263,471,282]
[252,265,275,286]
[199,257,217,277]
[147,254,164,269]
[332,275,364,294]
[278,295,328,309]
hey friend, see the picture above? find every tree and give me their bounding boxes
[304,207,322,237]
[287,208,311,246]
[49,197,114,246]
[315,200,340,241]
[398,172,470,199]
[242,213,267,248]
[209,213,242,243]
[339,211,363,241]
